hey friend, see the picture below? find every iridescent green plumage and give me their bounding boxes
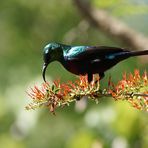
[42,42,148,82]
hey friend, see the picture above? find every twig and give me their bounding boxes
[126,93,148,97]
[26,70,148,112]
[74,0,148,52]
[97,92,148,98]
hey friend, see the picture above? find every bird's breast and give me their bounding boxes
[63,60,86,75]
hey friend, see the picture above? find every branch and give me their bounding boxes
[74,0,148,51]
[26,70,148,113]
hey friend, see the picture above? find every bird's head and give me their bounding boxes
[42,42,63,82]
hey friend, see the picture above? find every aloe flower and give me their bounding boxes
[26,70,148,113]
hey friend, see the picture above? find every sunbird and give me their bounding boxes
[42,43,148,82]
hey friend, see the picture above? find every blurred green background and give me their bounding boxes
[0,0,148,148]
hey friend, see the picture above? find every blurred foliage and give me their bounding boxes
[93,0,148,16]
[0,0,148,148]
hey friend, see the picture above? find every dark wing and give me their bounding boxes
[64,46,129,81]
[66,46,129,61]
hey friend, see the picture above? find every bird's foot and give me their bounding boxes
[99,73,105,80]
[92,74,100,84]
[88,73,104,84]
[88,73,93,83]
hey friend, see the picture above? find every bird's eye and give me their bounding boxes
[45,49,49,54]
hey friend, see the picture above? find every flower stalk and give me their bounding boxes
[26,70,148,113]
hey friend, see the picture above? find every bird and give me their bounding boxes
[42,42,148,82]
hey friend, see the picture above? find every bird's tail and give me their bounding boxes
[129,50,148,57]
[115,50,148,61]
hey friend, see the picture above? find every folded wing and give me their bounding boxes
[66,46,129,61]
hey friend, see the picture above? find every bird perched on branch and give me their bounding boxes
[42,42,148,82]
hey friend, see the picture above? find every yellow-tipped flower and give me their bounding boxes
[26,70,148,113]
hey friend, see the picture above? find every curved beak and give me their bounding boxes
[42,63,48,82]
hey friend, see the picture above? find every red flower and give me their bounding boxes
[26,70,148,113]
